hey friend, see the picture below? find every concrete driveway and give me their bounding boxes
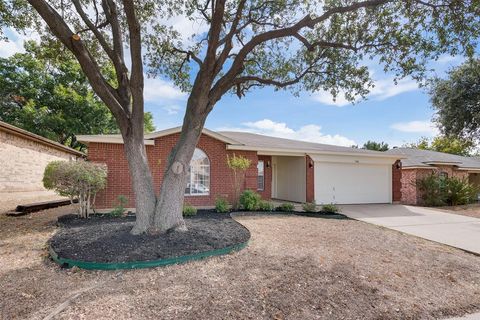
[340,204,480,255]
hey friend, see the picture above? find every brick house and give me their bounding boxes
[78,127,400,209]
[0,121,84,193]
[386,148,480,205]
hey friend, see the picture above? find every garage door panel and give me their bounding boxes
[314,162,391,204]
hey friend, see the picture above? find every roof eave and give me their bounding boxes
[145,126,242,145]
[227,145,405,159]
[1,121,84,157]
[76,136,155,145]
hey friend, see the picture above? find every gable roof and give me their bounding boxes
[0,121,84,157]
[77,127,400,158]
[385,148,480,170]
[145,127,241,145]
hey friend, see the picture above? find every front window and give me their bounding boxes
[185,148,210,195]
[257,160,264,191]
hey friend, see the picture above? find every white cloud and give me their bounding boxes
[163,104,182,115]
[390,120,439,136]
[0,38,24,58]
[218,119,356,147]
[143,77,186,102]
[312,77,419,107]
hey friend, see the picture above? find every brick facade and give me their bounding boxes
[89,133,273,209]
[392,160,402,202]
[257,155,272,200]
[0,127,79,192]
[305,155,315,203]
[399,165,469,205]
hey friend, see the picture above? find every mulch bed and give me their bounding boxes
[293,211,348,219]
[50,210,250,263]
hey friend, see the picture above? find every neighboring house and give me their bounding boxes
[386,148,480,205]
[77,127,401,209]
[0,121,84,193]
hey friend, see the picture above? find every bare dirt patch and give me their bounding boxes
[438,203,480,219]
[1,209,480,319]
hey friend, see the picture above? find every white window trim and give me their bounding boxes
[257,160,265,191]
[185,148,210,196]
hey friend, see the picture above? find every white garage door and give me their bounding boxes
[314,162,391,204]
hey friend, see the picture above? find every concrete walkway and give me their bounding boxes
[340,204,480,255]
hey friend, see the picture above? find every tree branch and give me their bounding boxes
[210,0,391,100]
[122,0,144,129]
[26,0,128,128]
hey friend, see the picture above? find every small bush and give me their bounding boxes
[239,190,261,211]
[444,177,478,206]
[276,202,295,212]
[321,203,340,214]
[417,174,478,206]
[302,201,317,212]
[182,204,197,216]
[417,174,446,206]
[215,196,230,213]
[110,195,128,217]
[258,201,275,212]
[43,160,107,218]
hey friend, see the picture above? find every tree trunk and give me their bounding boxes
[152,99,209,233]
[123,132,157,235]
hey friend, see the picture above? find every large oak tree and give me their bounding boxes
[4,0,479,234]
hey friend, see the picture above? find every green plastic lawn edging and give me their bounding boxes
[49,241,249,270]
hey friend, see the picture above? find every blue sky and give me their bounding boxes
[142,55,463,147]
[1,27,465,148]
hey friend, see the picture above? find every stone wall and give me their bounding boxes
[0,130,76,192]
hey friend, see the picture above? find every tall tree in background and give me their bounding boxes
[0,41,155,150]
[362,140,389,151]
[404,136,474,156]
[5,0,479,234]
[430,59,480,142]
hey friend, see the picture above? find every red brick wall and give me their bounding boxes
[400,169,418,205]
[88,133,270,209]
[306,155,315,202]
[392,160,402,202]
[257,155,272,200]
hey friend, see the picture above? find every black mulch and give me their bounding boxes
[293,211,349,219]
[51,210,250,263]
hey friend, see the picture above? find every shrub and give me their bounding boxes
[182,204,197,216]
[215,196,230,213]
[416,174,447,206]
[444,177,478,206]
[417,174,478,206]
[227,154,252,209]
[239,190,261,211]
[110,195,128,217]
[43,160,107,218]
[302,201,317,212]
[258,201,275,212]
[321,203,340,214]
[276,202,295,212]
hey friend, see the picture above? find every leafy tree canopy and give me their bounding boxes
[403,136,475,156]
[430,58,480,141]
[0,40,155,150]
[362,140,389,151]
